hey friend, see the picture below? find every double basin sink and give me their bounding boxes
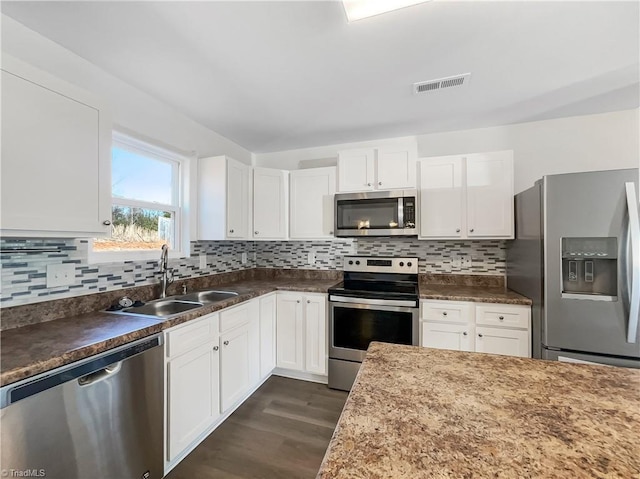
[116,290,239,320]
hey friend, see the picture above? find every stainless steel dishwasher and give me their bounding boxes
[0,334,164,479]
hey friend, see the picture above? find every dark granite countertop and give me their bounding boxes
[419,284,532,305]
[0,277,339,387]
[318,342,640,478]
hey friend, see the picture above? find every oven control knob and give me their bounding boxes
[348,260,354,265]
[407,262,412,267]
[399,262,404,267]
[355,260,360,265]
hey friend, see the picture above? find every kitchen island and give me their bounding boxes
[318,342,639,478]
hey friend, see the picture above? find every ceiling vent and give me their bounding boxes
[413,73,471,94]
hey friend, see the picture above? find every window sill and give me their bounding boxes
[87,245,187,265]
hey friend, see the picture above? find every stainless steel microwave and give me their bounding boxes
[334,189,418,237]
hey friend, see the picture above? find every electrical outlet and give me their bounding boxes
[241,252,247,264]
[46,263,76,288]
[461,257,472,268]
[308,251,316,265]
[199,253,207,269]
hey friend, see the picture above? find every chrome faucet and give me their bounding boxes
[158,244,174,298]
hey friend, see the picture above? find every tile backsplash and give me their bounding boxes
[1,237,506,307]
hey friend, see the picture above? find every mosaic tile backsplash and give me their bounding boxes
[1,238,505,307]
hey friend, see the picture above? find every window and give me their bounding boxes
[91,132,186,261]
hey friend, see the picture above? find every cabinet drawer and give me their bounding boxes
[475,304,530,329]
[220,302,252,332]
[421,300,473,323]
[166,312,219,359]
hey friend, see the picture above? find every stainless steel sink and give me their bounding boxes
[121,299,203,318]
[178,290,239,304]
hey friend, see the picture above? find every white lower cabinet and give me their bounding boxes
[420,300,531,358]
[421,322,474,352]
[276,292,327,376]
[276,293,305,371]
[166,313,221,463]
[165,291,327,473]
[259,293,277,378]
[220,322,251,412]
[475,326,530,357]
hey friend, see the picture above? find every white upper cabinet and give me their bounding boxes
[375,145,417,190]
[198,156,251,240]
[418,157,464,238]
[1,55,112,237]
[253,168,288,239]
[465,151,514,238]
[290,167,336,239]
[418,150,514,239]
[337,145,417,193]
[337,148,376,192]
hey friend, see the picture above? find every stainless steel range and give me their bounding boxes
[328,256,419,391]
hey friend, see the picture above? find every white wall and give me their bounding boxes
[255,109,639,193]
[1,15,252,163]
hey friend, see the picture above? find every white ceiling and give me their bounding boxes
[2,1,639,153]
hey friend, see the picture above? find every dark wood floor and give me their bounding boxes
[166,376,348,479]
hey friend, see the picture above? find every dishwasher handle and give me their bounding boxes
[1,334,162,408]
[78,361,122,386]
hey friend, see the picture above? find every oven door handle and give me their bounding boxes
[329,295,417,308]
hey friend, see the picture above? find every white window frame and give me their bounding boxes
[88,131,190,264]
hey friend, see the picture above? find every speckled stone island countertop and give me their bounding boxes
[318,343,640,479]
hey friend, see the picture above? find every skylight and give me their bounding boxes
[342,0,432,22]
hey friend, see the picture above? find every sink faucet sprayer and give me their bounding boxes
[159,244,174,298]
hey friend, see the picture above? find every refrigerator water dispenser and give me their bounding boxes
[561,237,617,300]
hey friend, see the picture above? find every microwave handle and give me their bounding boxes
[398,197,404,228]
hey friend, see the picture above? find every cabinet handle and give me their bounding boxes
[307,300,310,303]
[378,182,382,186]
[463,332,468,336]
[223,340,229,346]
[229,229,234,233]
[442,311,447,316]
[499,316,504,321]
[329,231,334,235]
[255,231,259,235]
[455,228,461,233]
[213,346,219,351]
[478,334,483,338]
[367,183,371,186]
[470,228,475,233]
[296,300,300,303]
[103,220,112,226]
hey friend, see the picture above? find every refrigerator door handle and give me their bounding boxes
[624,182,640,343]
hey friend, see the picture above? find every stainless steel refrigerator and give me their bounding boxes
[507,168,640,368]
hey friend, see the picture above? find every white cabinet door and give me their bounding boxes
[220,323,251,411]
[253,168,287,239]
[304,295,327,375]
[475,326,529,357]
[418,157,464,238]
[247,298,261,385]
[259,294,277,378]
[276,293,304,371]
[421,322,474,352]
[167,342,220,461]
[466,151,514,238]
[1,56,111,237]
[226,159,250,239]
[290,167,336,239]
[337,149,375,192]
[376,146,417,189]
